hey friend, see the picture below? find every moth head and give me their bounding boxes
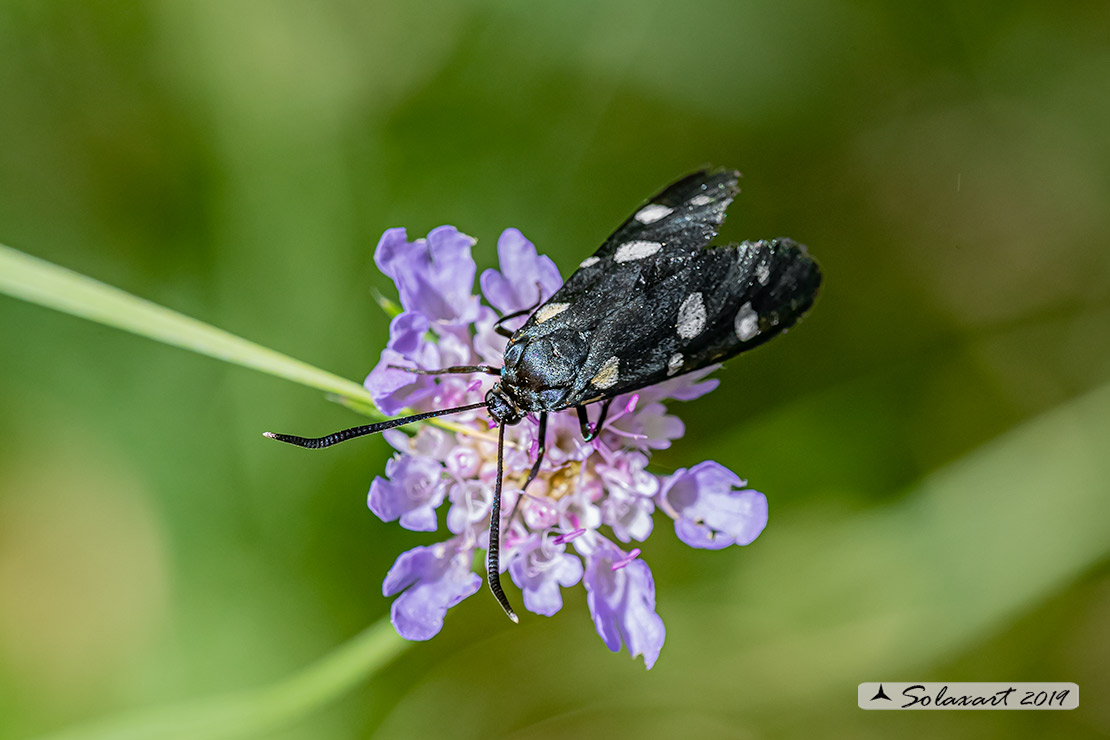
[484,385,524,426]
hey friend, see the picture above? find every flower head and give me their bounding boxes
[363,226,768,668]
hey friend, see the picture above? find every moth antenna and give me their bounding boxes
[386,363,501,377]
[487,423,519,623]
[263,400,487,449]
[492,283,546,339]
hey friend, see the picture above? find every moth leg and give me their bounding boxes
[487,424,518,623]
[577,399,614,442]
[576,405,590,438]
[504,412,548,528]
[522,412,548,492]
[387,364,501,376]
[493,283,545,338]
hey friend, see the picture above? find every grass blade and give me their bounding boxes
[0,243,386,415]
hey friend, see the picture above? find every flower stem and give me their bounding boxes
[0,243,483,437]
[0,243,383,413]
[35,618,407,740]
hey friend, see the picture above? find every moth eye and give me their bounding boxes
[504,342,525,366]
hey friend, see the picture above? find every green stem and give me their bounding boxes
[36,618,408,740]
[0,243,384,415]
[0,243,484,436]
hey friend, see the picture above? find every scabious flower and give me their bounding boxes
[363,225,769,669]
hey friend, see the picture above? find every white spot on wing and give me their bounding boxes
[689,194,713,207]
[634,204,673,224]
[614,240,663,262]
[735,302,759,341]
[667,352,684,376]
[591,356,620,389]
[755,262,771,286]
[579,256,600,268]
[676,292,707,340]
[534,302,569,324]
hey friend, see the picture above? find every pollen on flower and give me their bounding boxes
[542,460,582,501]
[362,225,768,669]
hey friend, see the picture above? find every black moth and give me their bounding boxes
[265,168,821,621]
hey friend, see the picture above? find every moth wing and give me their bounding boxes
[560,238,821,407]
[515,168,741,338]
[596,167,740,257]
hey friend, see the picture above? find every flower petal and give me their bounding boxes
[365,348,436,416]
[472,306,509,366]
[596,453,658,543]
[508,534,584,617]
[385,312,430,356]
[368,455,448,532]
[373,228,418,282]
[479,228,562,316]
[383,542,482,640]
[582,536,665,668]
[375,226,480,325]
[606,401,685,451]
[639,366,721,402]
[659,461,768,549]
[446,479,494,537]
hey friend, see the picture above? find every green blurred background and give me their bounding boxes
[1,1,1108,738]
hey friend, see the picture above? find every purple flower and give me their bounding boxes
[368,454,447,532]
[596,452,657,542]
[383,540,482,641]
[374,226,480,325]
[384,312,429,356]
[658,461,768,550]
[581,535,665,669]
[479,228,562,316]
[508,533,584,616]
[365,347,434,417]
[362,226,769,667]
[605,402,685,451]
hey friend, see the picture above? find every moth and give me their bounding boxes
[265,168,821,621]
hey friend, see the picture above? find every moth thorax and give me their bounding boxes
[509,332,585,391]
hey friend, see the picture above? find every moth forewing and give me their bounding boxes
[548,168,741,305]
[556,239,820,407]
